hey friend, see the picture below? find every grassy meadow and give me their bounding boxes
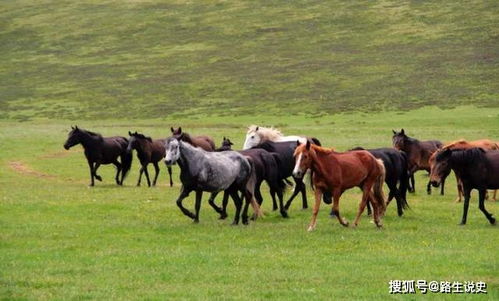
[1,0,499,300]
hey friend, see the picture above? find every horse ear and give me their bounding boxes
[71,125,75,130]
[306,140,311,150]
[392,130,396,134]
[75,125,79,130]
[223,136,226,140]
[178,127,182,133]
[170,127,174,133]
[296,139,301,146]
[401,129,405,134]
[255,126,259,131]
[128,131,132,136]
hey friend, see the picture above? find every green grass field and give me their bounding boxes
[1,0,498,300]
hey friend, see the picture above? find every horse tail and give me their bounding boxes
[373,158,386,215]
[120,150,133,182]
[399,152,410,209]
[246,158,264,219]
[310,137,322,146]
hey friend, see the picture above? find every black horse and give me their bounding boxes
[350,147,410,216]
[215,137,234,152]
[215,137,287,217]
[63,126,132,186]
[430,148,497,225]
[251,141,310,212]
[127,131,166,187]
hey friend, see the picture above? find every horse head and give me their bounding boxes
[392,129,407,150]
[164,137,180,166]
[292,140,312,178]
[64,125,81,150]
[243,125,262,150]
[430,148,452,187]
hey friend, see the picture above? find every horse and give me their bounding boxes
[429,139,499,202]
[215,137,234,152]
[293,140,386,230]
[63,126,132,186]
[243,125,321,150]
[430,148,497,225]
[164,137,262,225]
[214,138,287,217]
[251,141,311,212]
[126,131,166,187]
[167,127,216,187]
[392,129,443,195]
[350,147,409,217]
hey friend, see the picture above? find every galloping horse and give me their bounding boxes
[429,139,499,202]
[164,138,262,225]
[350,147,409,217]
[243,125,321,150]
[63,126,132,186]
[392,129,443,194]
[167,127,216,186]
[293,141,386,231]
[430,148,498,225]
[127,131,166,187]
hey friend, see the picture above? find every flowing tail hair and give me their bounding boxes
[373,159,386,216]
[120,150,133,184]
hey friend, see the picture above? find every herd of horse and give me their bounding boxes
[63,125,498,229]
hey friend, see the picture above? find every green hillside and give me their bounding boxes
[1,0,498,121]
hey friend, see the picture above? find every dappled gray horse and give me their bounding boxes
[164,138,262,225]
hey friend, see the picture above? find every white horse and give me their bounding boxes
[243,125,309,150]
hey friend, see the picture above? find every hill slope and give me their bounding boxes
[1,0,498,120]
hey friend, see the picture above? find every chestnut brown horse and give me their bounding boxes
[392,129,443,195]
[168,127,216,186]
[292,141,386,231]
[429,139,499,202]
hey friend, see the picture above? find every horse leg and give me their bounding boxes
[276,187,287,218]
[152,162,160,186]
[366,201,372,216]
[331,189,349,227]
[93,163,102,182]
[242,189,252,225]
[307,188,323,231]
[229,190,243,225]
[207,191,224,218]
[143,163,151,187]
[493,190,497,201]
[175,187,195,220]
[137,166,144,186]
[409,173,415,193]
[440,176,445,195]
[426,179,432,195]
[478,189,496,225]
[460,187,471,225]
[253,181,263,206]
[221,191,230,220]
[87,160,95,186]
[284,181,301,210]
[193,190,202,223]
[167,165,173,187]
[299,180,308,209]
[113,160,122,185]
[353,185,372,227]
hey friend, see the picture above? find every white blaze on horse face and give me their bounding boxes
[164,139,180,165]
[243,132,261,150]
[292,153,303,178]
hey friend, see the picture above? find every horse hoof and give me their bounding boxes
[95,176,102,182]
[307,226,315,232]
[302,206,308,210]
[459,222,466,226]
[490,217,496,225]
[341,221,349,227]
[281,211,289,218]
[219,214,228,220]
[193,219,199,224]
[231,221,239,226]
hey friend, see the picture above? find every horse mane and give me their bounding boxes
[438,147,486,165]
[310,144,336,154]
[131,132,152,142]
[79,128,103,141]
[248,125,283,140]
[442,139,467,149]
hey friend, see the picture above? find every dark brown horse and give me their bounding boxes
[429,139,499,202]
[293,141,386,230]
[63,126,132,186]
[171,127,215,151]
[430,148,497,225]
[392,129,443,195]
[215,137,234,152]
[127,131,166,187]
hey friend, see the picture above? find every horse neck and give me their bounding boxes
[136,139,151,154]
[309,147,334,178]
[181,133,194,145]
[178,141,204,175]
[79,131,101,149]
